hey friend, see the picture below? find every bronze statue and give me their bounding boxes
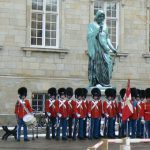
[87,10,117,87]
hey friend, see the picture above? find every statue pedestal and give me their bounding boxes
[86,84,116,96]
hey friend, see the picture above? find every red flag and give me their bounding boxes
[122,79,133,121]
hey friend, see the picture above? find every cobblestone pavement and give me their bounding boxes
[0,138,150,150]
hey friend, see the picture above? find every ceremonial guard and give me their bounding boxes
[82,88,88,138]
[56,88,69,140]
[88,88,102,139]
[141,88,150,138]
[73,88,86,140]
[111,89,118,137]
[15,87,33,142]
[128,88,138,138]
[139,89,145,137]
[45,87,57,139]
[66,87,75,138]
[118,88,126,137]
[103,88,117,138]
[136,89,143,138]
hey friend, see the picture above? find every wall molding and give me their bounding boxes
[21,47,69,59]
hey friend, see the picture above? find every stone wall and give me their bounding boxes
[0,0,150,113]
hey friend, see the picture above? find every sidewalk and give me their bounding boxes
[0,137,150,150]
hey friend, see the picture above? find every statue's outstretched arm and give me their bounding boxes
[107,38,117,53]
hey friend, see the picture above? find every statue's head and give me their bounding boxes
[94,10,105,24]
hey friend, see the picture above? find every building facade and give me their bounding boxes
[0,0,150,113]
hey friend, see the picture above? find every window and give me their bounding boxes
[31,0,59,48]
[94,0,119,48]
[32,93,49,112]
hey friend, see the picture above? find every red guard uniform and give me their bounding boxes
[103,101,116,118]
[141,102,150,121]
[88,100,102,118]
[15,99,33,119]
[45,99,57,117]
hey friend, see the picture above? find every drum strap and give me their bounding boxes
[19,99,30,114]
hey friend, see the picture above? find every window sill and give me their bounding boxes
[142,53,150,58]
[21,47,69,59]
[110,52,128,57]
[111,52,129,62]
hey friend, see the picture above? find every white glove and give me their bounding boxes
[141,119,145,124]
[76,113,81,118]
[83,118,86,120]
[88,113,91,118]
[119,113,122,117]
[47,112,51,117]
[57,113,62,118]
[105,113,109,118]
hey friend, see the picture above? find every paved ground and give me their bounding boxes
[0,137,150,150]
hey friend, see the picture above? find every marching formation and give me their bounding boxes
[15,86,150,142]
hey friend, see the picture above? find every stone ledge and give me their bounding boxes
[110,52,128,57]
[142,53,150,58]
[21,47,69,59]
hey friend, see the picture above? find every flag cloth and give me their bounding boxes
[122,79,133,121]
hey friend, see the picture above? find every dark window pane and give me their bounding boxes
[38,14,42,21]
[52,5,57,12]
[31,29,36,37]
[45,39,50,46]
[32,13,36,20]
[51,15,56,22]
[45,31,50,38]
[51,39,56,46]
[37,22,42,29]
[112,10,116,17]
[38,101,43,105]
[46,23,50,30]
[51,23,56,30]
[38,0,43,10]
[37,38,42,45]
[46,14,50,22]
[37,30,42,37]
[51,31,56,38]
[33,94,38,99]
[38,94,43,99]
[31,38,36,45]
[32,0,37,10]
[32,100,37,105]
[31,21,36,28]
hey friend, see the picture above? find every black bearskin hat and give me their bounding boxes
[145,88,150,98]
[91,88,101,97]
[140,90,145,99]
[131,88,137,98]
[75,88,82,98]
[82,88,88,98]
[105,88,116,98]
[136,89,141,98]
[66,87,73,97]
[18,87,27,97]
[119,88,126,99]
[48,87,57,96]
[58,88,66,96]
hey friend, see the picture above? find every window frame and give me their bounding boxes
[32,93,48,112]
[30,0,60,49]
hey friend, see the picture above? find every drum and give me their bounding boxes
[23,114,36,127]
